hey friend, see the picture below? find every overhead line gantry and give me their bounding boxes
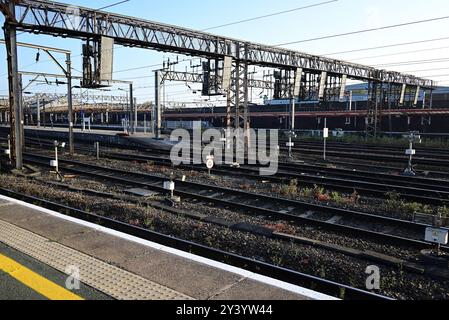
[0,0,434,169]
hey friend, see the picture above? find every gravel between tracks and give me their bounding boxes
[1,172,448,300]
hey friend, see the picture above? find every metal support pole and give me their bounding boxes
[234,62,241,130]
[66,53,74,155]
[129,83,134,134]
[4,14,23,170]
[43,100,46,128]
[243,62,249,133]
[408,141,413,172]
[374,90,379,139]
[54,143,59,173]
[291,97,296,132]
[155,71,161,139]
[125,91,129,133]
[19,74,24,151]
[37,96,41,128]
[95,142,100,160]
[134,97,137,133]
[288,94,296,159]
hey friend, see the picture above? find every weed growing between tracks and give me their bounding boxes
[1,173,449,300]
[384,192,433,216]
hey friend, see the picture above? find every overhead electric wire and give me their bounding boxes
[97,0,130,10]
[420,74,449,78]
[322,36,449,56]
[373,58,449,68]
[275,15,449,46]
[201,0,338,31]
[345,46,449,62]
[404,67,449,73]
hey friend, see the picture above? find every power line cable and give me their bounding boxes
[373,58,449,67]
[346,46,449,62]
[201,0,338,31]
[97,0,130,10]
[404,67,449,73]
[275,15,449,47]
[322,36,449,56]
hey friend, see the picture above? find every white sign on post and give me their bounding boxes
[323,128,329,139]
[206,155,215,170]
[425,227,449,245]
[206,159,214,170]
[163,181,175,191]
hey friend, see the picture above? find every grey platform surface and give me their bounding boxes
[0,198,313,300]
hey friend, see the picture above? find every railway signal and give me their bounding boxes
[402,131,422,176]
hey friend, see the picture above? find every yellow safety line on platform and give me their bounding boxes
[0,253,84,300]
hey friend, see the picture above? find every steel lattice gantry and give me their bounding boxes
[0,0,432,86]
[0,0,435,166]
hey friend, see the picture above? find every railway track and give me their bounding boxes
[7,136,449,206]
[0,188,392,301]
[100,151,449,206]
[22,152,449,252]
[281,143,449,168]
[287,140,449,158]
[294,154,449,179]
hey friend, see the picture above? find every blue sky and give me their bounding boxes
[1,0,449,104]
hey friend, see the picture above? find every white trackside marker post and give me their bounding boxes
[323,118,329,161]
[206,155,214,176]
[286,131,296,159]
[6,134,11,160]
[51,141,66,181]
[164,180,175,199]
[95,142,100,160]
[52,140,59,173]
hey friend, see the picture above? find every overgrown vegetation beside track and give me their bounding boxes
[276,180,446,221]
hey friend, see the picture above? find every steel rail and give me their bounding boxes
[0,187,391,300]
[22,153,448,251]
[93,150,449,206]
[3,136,449,205]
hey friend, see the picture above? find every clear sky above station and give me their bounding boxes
[1,0,449,104]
